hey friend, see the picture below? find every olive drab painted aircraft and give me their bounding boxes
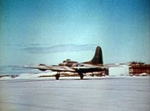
[25,46,105,80]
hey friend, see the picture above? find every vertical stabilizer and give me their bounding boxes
[90,46,103,64]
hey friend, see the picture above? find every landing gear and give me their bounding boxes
[55,74,60,80]
[78,71,84,80]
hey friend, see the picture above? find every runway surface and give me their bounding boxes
[0,76,150,111]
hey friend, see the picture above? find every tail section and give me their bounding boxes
[91,46,103,64]
[85,46,103,65]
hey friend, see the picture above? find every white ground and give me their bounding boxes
[0,76,150,111]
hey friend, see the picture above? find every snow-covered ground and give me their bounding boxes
[0,72,57,80]
[1,70,149,80]
[0,76,150,111]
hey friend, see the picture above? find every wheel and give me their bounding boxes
[55,74,60,80]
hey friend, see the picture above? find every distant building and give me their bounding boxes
[108,65,129,76]
[129,62,150,76]
[103,62,150,76]
[105,64,129,76]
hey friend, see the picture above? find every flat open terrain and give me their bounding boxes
[0,76,150,111]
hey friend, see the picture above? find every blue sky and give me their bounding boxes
[0,0,150,67]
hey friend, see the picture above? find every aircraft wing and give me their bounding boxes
[23,64,105,80]
[24,65,75,72]
[24,64,105,72]
[72,64,105,73]
[72,63,105,69]
[73,66,105,70]
[50,66,75,72]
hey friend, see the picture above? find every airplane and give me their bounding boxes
[24,46,105,80]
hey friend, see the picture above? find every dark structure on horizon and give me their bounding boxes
[129,62,150,76]
[92,46,103,64]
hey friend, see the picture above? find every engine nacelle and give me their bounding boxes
[39,69,47,71]
[39,64,46,66]
[39,64,47,71]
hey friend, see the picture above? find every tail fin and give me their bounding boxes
[90,46,103,64]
